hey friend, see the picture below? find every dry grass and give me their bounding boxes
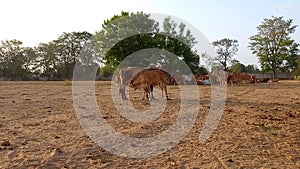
[0,81,300,168]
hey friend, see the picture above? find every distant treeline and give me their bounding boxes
[1,12,300,81]
[0,32,94,80]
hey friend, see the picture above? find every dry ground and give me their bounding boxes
[0,81,300,168]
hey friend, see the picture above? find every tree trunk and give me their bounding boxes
[272,70,276,79]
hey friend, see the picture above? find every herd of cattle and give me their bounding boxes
[114,66,276,100]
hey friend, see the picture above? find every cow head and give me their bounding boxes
[129,80,137,90]
[250,75,256,83]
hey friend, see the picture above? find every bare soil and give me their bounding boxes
[0,81,300,168]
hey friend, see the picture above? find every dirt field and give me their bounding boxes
[1,81,300,168]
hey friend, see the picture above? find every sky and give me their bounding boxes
[1,0,300,66]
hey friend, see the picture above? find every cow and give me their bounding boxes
[250,75,256,84]
[194,74,209,85]
[116,67,154,100]
[198,75,209,80]
[227,74,235,86]
[114,73,121,86]
[182,74,193,85]
[129,68,169,100]
[212,70,228,86]
[228,72,255,86]
[167,74,176,85]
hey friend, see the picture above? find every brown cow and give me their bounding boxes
[194,74,209,85]
[228,72,255,86]
[117,67,153,100]
[129,68,169,100]
[227,74,235,86]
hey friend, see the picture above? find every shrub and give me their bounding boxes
[64,79,72,86]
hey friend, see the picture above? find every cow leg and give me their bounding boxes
[163,84,169,100]
[150,85,155,99]
[147,86,151,100]
[142,88,147,100]
[122,90,127,100]
[158,83,164,97]
[143,86,151,101]
[120,86,127,100]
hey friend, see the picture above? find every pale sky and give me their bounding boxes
[1,0,300,66]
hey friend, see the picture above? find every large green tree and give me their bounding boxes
[160,16,200,74]
[95,12,202,75]
[249,16,299,78]
[95,12,159,69]
[212,38,239,71]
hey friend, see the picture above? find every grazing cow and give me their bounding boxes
[114,73,121,86]
[228,72,255,86]
[227,74,235,86]
[117,67,153,100]
[129,68,169,100]
[199,75,209,80]
[260,78,270,83]
[250,75,256,84]
[194,74,209,85]
[182,74,193,85]
[212,70,228,86]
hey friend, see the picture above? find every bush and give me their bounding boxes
[64,79,72,86]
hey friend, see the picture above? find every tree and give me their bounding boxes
[99,64,115,79]
[292,58,300,77]
[95,12,202,74]
[36,42,58,80]
[212,38,239,71]
[249,16,299,78]
[22,47,39,79]
[0,39,27,79]
[245,64,260,73]
[160,16,200,74]
[95,11,159,70]
[54,31,92,79]
[228,59,260,73]
[229,59,246,73]
[35,31,92,80]
[194,66,208,75]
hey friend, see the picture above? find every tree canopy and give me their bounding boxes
[0,40,27,79]
[0,32,92,80]
[94,12,202,75]
[229,59,259,73]
[249,16,299,78]
[211,38,239,71]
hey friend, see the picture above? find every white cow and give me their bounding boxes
[182,74,193,85]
